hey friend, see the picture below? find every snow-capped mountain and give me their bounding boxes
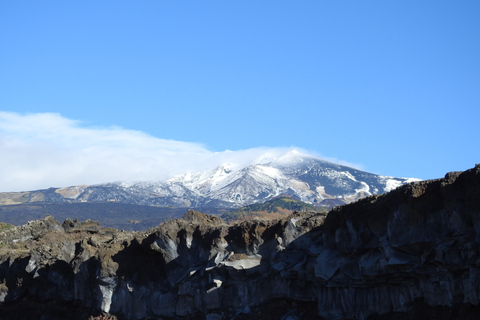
[0,150,419,208]
[161,150,418,207]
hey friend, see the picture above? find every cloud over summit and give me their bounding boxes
[0,112,360,192]
[0,113,283,191]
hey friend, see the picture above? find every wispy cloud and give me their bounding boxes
[0,112,361,192]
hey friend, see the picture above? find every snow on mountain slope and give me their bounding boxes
[0,149,420,209]
[155,149,419,207]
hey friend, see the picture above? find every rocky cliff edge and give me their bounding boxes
[0,165,479,320]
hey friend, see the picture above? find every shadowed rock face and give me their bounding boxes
[0,165,479,320]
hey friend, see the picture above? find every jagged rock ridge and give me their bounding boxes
[0,164,479,319]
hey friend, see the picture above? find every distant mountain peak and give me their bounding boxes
[271,149,305,164]
[0,152,420,209]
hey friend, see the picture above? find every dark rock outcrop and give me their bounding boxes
[0,165,479,319]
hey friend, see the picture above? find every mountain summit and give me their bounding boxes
[0,150,419,208]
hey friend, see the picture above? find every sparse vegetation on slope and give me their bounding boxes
[0,222,14,232]
[221,196,325,223]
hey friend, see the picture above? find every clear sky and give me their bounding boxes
[0,1,479,192]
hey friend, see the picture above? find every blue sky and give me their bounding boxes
[1,1,479,191]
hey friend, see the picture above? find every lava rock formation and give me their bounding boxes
[0,165,479,319]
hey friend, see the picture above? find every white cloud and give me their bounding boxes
[0,112,362,192]
[0,112,210,191]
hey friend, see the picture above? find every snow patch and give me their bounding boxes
[384,179,403,192]
[355,182,370,194]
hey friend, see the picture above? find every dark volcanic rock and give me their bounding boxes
[0,165,479,319]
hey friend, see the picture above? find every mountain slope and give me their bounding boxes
[159,150,418,207]
[0,150,419,209]
[221,195,321,223]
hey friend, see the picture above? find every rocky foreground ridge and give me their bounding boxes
[0,165,479,319]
